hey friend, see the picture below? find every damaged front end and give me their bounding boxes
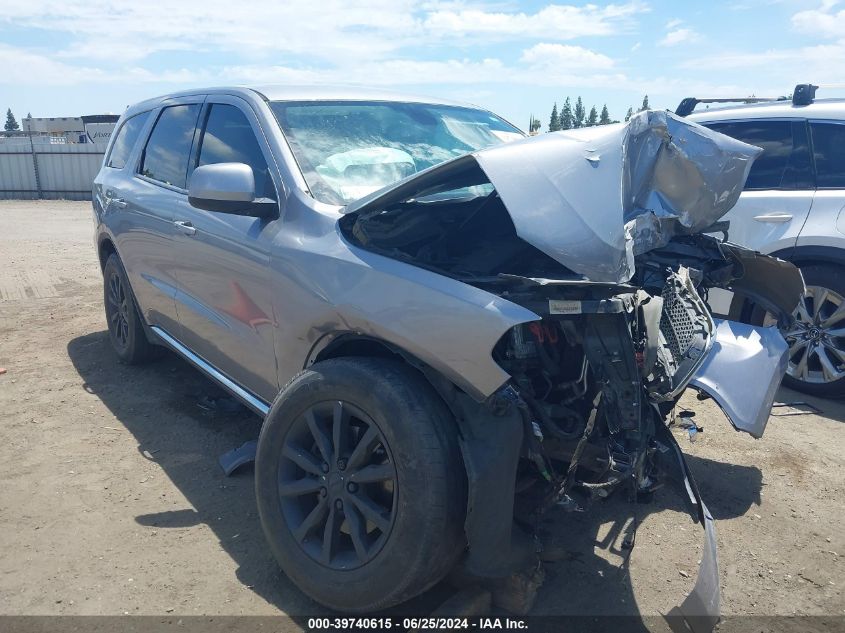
[339,111,804,629]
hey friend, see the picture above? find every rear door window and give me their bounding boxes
[195,104,276,200]
[106,111,150,169]
[706,120,813,190]
[810,122,845,188]
[139,104,201,189]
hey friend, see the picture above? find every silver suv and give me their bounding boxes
[684,85,845,397]
[93,86,802,622]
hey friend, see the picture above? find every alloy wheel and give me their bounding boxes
[277,400,397,570]
[106,272,130,349]
[766,285,845,384]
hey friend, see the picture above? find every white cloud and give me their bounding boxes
[519,43,615,69]
[0,44,204,85]
[678,40,845,87]
[0,1,635,92]
[1,0,422,63]
[1,0,647,65]
[422,2,647,39]
[658,27,701,47]
[0,41,629,93]
[792,0,845,39]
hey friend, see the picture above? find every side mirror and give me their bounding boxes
[188,163,277,218]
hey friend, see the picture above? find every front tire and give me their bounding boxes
[255,357,466,612]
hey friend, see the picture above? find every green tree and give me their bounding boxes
[5,108,20,132]
[624,106,634,122]
[639,94,650,111]
[548,103,560,132]
[574,97,585,128]
[529,114,541,134]
[586,106,598,127]
[560,97,574,130]
[599,104,611,125]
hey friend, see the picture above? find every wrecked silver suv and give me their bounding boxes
[93,87,803,627]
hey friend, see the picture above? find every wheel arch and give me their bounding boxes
[98,236,159,345]
[308,333,466,410]
[771,245,845,269]
[97,234,118,272]
[728,245,845,320]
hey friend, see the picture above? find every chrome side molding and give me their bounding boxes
[150,326,271,417]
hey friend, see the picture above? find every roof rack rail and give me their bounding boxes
[675,95,786,117]
[676,84,845,116]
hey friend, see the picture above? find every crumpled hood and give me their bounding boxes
[345,110,762,284]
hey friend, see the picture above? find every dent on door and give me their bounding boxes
[172,212,279,403]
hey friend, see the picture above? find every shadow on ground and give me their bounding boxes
[68,330,766,629]
[772,385,845,424]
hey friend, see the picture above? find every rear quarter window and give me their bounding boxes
[810,122,845,188]
[705,120,813,190]
[106,111,151,170]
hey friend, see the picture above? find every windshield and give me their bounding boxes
[269,100,523,205]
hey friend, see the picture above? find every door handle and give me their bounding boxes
[753,213,792,223]
[174,220,197,236]
[104,190,127,209]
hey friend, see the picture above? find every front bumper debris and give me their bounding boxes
[690,319,789,438]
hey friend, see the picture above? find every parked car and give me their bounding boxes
[93,87,803,626]
[680,84,845,397]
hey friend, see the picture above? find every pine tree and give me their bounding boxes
[586,106,598,127]
[639,95,650,111]
[561,97,574,130]
[599,105,611,125]
[548,103,560,132]
[529,114,541,134]
[625,107,634,122]
[574,97,585,128]
[26,112,32,119]
[5,108,20,132]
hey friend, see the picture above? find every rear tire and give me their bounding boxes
[749,263,845,398]
[102,253,158,364]
[255,357,466,612]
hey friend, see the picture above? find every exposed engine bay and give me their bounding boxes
[341,188,770,513]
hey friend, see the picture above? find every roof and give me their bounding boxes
[250,84,475,108]
[687,98,845,123]
[121,85,481,119]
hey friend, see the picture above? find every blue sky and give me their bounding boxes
[1,0,843,130]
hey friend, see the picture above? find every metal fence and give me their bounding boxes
[0,133,107,201]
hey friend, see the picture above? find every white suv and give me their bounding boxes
[683,85,845,397]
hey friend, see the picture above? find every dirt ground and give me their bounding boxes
[0,200,843,624]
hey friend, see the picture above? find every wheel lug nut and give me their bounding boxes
[347,482,358,493]
[335,499,343,510]
[337,459,347,471]
[321,462,329,473]
[319,487,327,498]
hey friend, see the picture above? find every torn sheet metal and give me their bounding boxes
[474,110,761,282]
[655,419,720,633]
[719,243,805,322]
[345,110,761,283]
[666,503,720,633]
[689,319,789,438]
